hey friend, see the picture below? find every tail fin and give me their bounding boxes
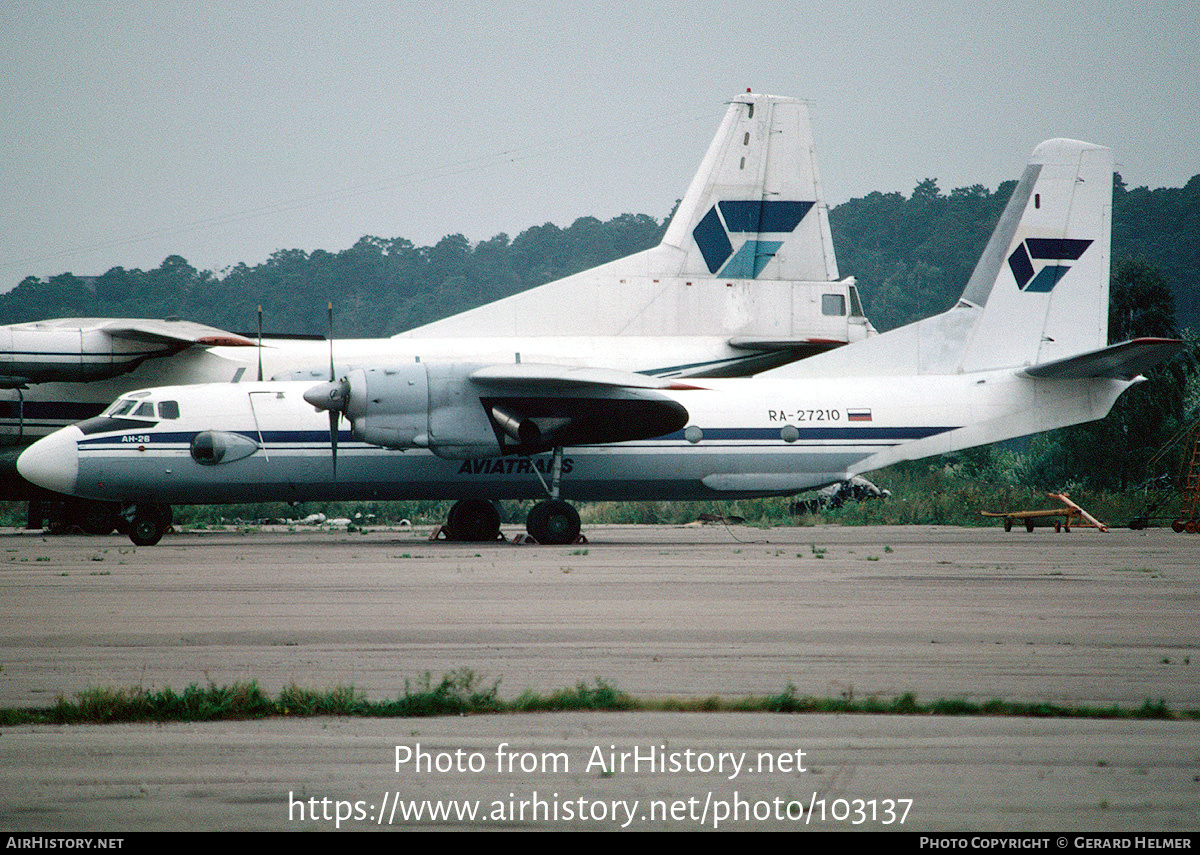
[957,139,1112,372]
[769,138,1113,378]
[660,91,838,281]
[400,93,862,348]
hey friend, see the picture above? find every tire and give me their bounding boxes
[446,499,501,542]
[129,513,164,547]
[526,499,580,545]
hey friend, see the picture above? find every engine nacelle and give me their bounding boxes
[1,327,149,387]
[343,364,504,459]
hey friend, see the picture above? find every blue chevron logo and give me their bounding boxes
[692,200,814,277]
[1007,238,1093,292]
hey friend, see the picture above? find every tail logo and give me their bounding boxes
[1007,238,1093,293]
[693,200,813,277]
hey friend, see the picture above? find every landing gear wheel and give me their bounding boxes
[526,499,581,545]
[125,503,172,546]
[129,513,165,546]
[446,499,501,542]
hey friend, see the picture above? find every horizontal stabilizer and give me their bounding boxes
[1021,338,1186,380]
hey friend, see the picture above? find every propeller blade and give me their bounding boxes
[256,305,263,382]
[327,301,334,382]
[328,410,339,477]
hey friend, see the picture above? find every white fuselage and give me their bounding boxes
[18,370,1132,506]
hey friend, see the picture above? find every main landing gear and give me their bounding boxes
[440,447,583,545]
[443,498,503,542]
[525,498,581,545]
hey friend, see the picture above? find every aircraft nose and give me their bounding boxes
[17,426,81,495]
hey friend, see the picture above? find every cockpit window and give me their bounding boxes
[106,399,137,417]
[102,397,166,420]
[848,285,865,318]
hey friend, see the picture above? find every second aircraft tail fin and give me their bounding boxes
[400,92,863,353]
[660,91,839,282]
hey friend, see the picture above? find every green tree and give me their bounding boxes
[1023,259,1197,490]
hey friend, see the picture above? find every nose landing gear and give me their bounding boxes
[122,502,173,546]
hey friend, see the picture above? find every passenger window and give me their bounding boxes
[158,401,180,419]
[822,294,846,316]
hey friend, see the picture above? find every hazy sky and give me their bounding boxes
[2,1,1197,287]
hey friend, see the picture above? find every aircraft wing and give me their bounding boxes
[468,363,703,390]
[93,319,255,348]
[1022,338,1186,380]
[1,318,254,387]
[469,363,697,452]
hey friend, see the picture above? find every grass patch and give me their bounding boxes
[0,460,1184,530]
[1,674,1195,725]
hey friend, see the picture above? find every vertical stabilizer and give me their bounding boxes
[662,92,839,281]
[766,138,1112,378]
[956,139,1112,372]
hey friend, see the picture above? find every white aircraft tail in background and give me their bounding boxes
[399,91,870,353]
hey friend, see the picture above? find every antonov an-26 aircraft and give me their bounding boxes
[18,138,1182,546]
[1,91,873,531]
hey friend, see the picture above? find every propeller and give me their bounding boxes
[302,302,345,476]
